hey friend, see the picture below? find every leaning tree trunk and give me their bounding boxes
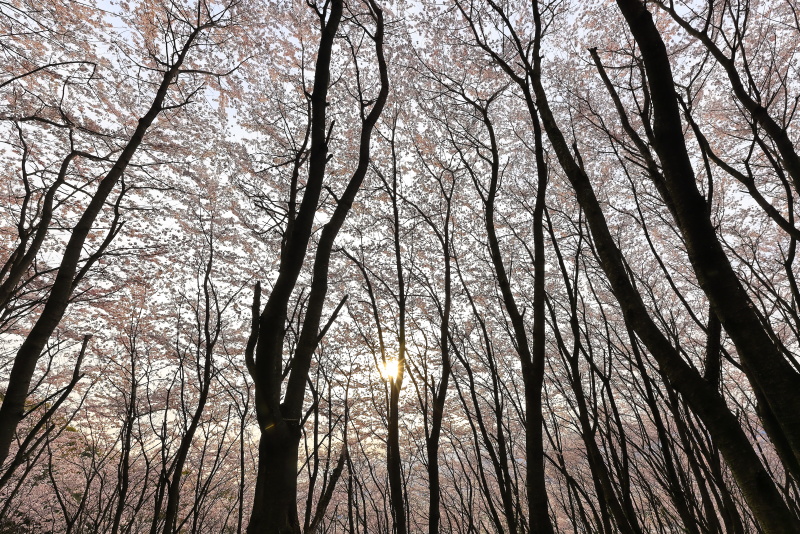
[0,23,208,467]
[615,0,800,472]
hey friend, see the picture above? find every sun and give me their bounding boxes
[380,359,400,381]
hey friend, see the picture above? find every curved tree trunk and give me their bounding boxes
[246,1,388,531]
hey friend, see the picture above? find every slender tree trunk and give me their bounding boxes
[387,378,406,534]
[427,231,451,534]
[531,43,800,534]
[527,102,553,534]
[386,125,408,534]
[161,354,214,531]
[0,24,206,466]
[111,372,136,534]
[470,96,554,534]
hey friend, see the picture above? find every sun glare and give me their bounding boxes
[380,359,400,381]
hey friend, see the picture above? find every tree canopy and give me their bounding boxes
[1,0,800,533]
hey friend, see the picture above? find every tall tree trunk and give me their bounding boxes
[426,193,453,534]
[245,2,343,530]
[469,95,554,534]
[387,378,406,534]
[246,1,388,530]
[527,97,554,534]
[615,0,800,470]
[0,22,208,466]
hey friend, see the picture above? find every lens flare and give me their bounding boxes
[380,359,400,381]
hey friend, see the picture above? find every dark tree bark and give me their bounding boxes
[365,118,411,534]
[528,4,800,527]
[245,2,389,531]
[615,0,800,479]
[473,101,553,534]
[386,139,409,534]
[0,5,234,468]
[110,340,137,534]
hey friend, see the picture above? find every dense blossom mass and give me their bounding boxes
[1,0,800,532]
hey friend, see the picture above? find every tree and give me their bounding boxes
[0,0,242,471]
[3,0,800,532]
[244,1,389,531]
